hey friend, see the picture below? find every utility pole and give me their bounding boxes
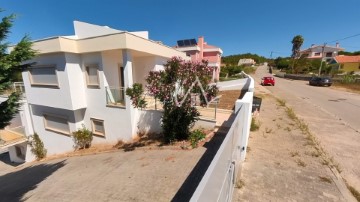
[318,43,326,76]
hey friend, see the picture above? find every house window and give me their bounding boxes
[29,65,58,86]
[44,114,70,135]
[314,52,321,56]
[91,118,105,137]
[85,65,100,87]
[326,52,333,57]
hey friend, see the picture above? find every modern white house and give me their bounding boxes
[7,21,188,161]
[299,43,344,62]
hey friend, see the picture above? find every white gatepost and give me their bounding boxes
[235,91,253,161]
[122,49,138,137]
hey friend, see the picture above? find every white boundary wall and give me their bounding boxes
[190,75,254,202]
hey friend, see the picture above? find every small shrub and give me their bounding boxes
[189,129,206,148]
[276,98,286,107]
[72,125,93,150]
[235,179,245,189]
[250,117,260,131]
[126,83,147,109]
[28,133,47,160]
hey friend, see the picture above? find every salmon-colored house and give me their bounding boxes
[175,36,223,81]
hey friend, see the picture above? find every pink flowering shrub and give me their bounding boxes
[126,57,218,143]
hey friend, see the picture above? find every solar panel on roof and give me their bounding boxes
[177,40,185,47]
[184,40,191,46]
[177,38,197,47]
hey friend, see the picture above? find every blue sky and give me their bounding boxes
[3,0,360,58]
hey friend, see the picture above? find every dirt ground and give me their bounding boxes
[233,90,357,201]
[218,90,242,110]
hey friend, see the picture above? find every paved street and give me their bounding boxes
[255,65,360,191]
[0,146,209,202]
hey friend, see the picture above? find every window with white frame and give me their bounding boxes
[29,65,58,86]
[85,65,100,87]
[44,114,70,135]
[91,118,105,136]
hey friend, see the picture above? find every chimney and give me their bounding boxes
[198,36,204,60]
[311,44,315,48]
[336,42,339,48]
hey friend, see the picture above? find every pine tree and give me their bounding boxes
[0,10,35,129]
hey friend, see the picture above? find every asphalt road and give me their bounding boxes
[254,65,360,190]
[255,66,360,132]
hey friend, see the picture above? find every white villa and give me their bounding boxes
[6,21,189,162]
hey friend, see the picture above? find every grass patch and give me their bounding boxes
[333,82,360,94]
[276,98,286,107]
[285,107,296,120]
[250,117,260,131]
[318,176,332,184]
[235,179,245,189]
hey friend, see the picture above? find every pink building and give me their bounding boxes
[175,36,223,81]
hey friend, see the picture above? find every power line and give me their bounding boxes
[326,33,360,43]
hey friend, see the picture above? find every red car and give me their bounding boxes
[261,76,275,86]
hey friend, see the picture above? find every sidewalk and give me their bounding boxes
[233,84,354,201]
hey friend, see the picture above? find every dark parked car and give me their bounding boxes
[309,77,332,86]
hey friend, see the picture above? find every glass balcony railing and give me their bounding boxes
[106,86,126,107]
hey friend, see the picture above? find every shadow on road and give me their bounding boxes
[0,160,66,202]
[0,152,24,167]
[171,114,235,202]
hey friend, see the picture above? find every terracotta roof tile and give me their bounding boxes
[335,55,360,63]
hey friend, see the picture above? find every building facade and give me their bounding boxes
[175,36,223,81]
[300,43,344,62]
[10,21,187,160]
[330,55,360,74]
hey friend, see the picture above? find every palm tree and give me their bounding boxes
[291,35,304,73]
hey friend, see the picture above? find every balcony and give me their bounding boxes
[106,87,126,107]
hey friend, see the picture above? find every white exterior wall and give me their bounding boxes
[8,142,28,163]
[81,51,134,144]
[23,53,87,110]
[30,105,79,155]
[102,50,123,87]
[19,100,34,136]
[65,53,87,110]
[132,56,167,86]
